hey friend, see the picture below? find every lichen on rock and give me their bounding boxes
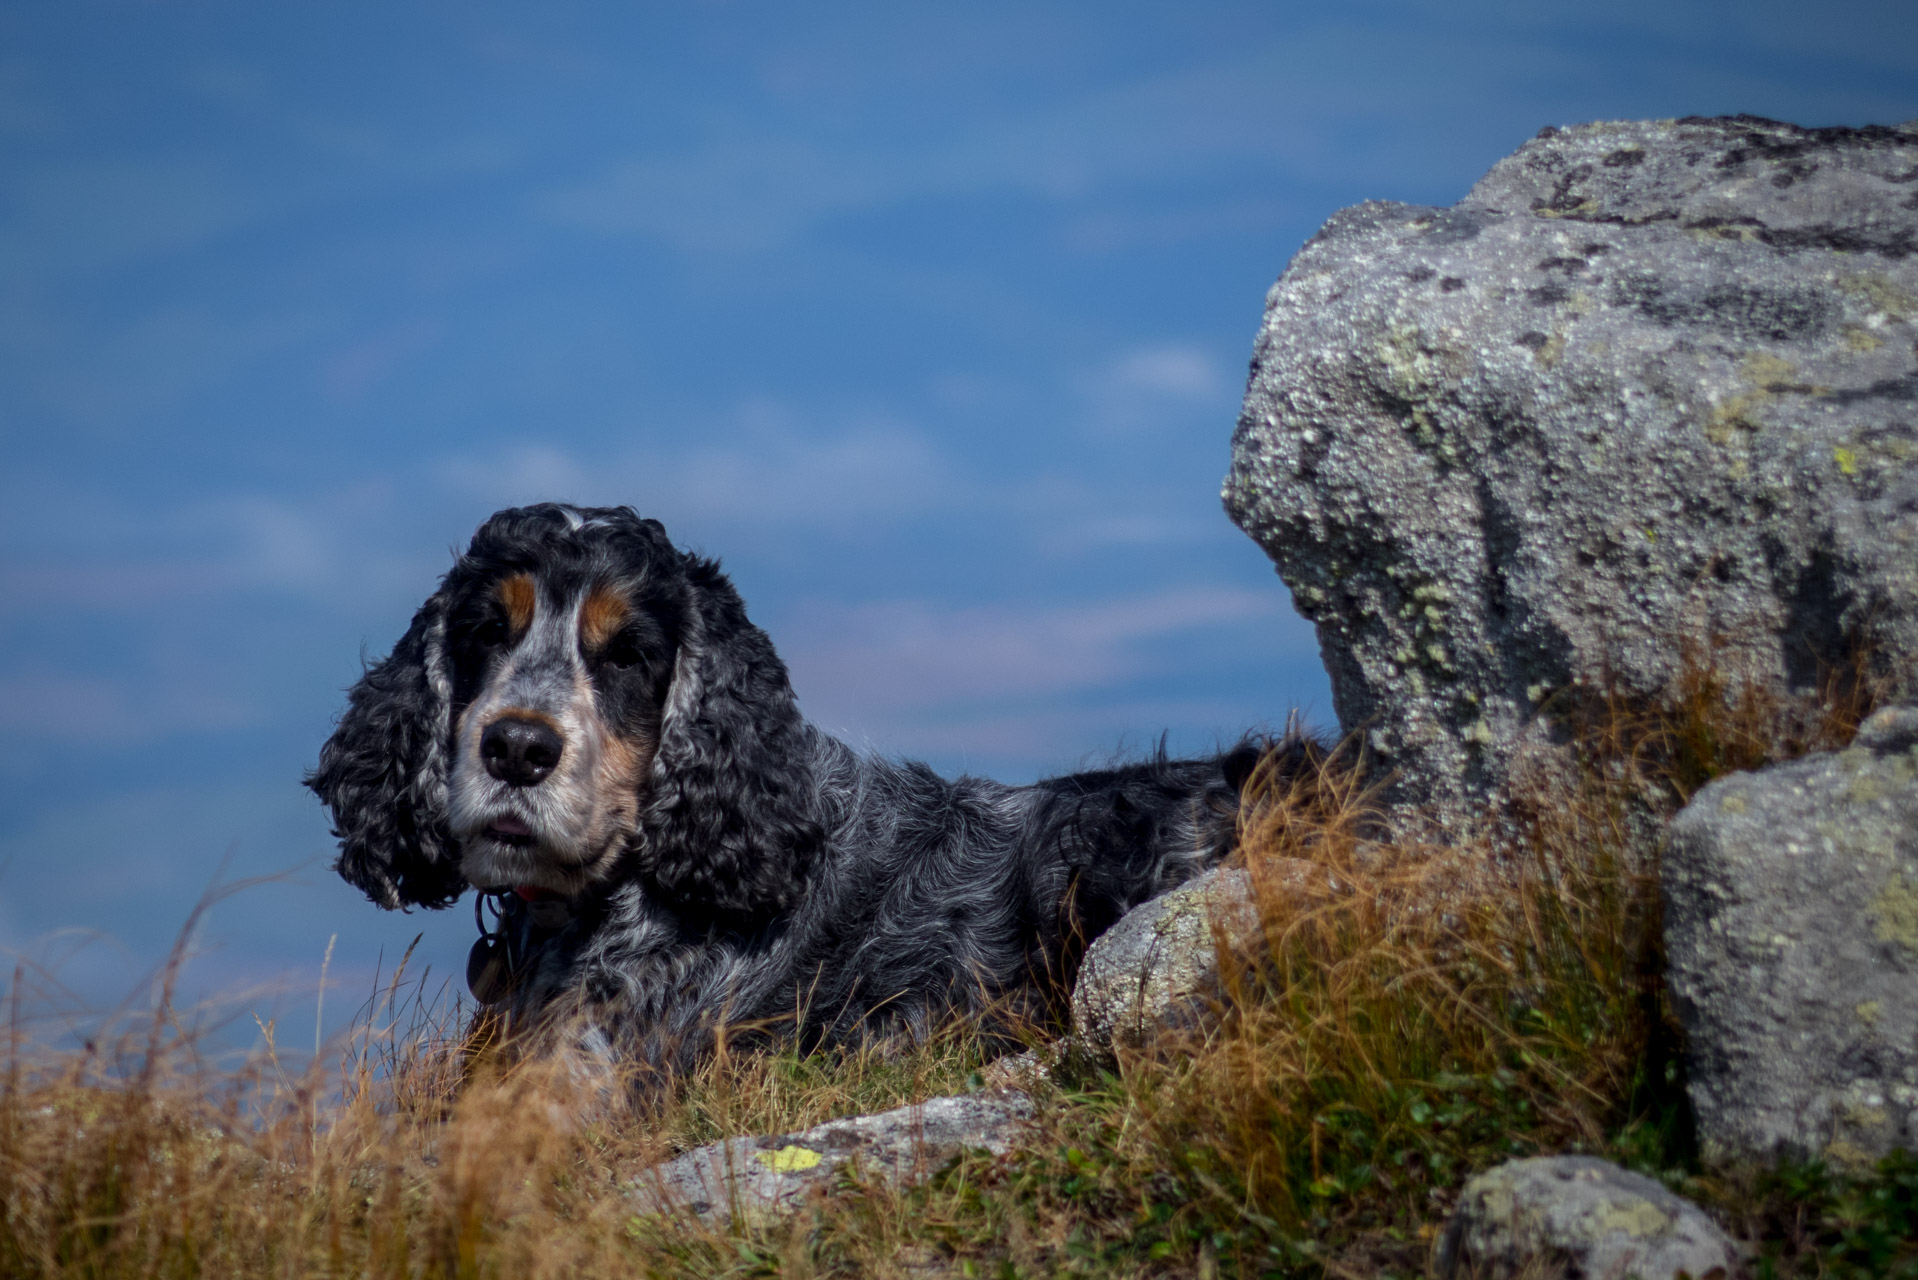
[1068,867,1258,1055]
[629,1090,1034,1225]
[1224,116,1918,827]
[1664,702,1918,1166]
[1434,1155,1739,1280]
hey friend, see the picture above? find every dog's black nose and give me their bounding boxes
[480,716,564,787]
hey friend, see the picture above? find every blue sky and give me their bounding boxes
[3,0,1914,1047]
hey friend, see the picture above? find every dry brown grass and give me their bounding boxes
[0,937,1010,1279]
[0,655,1890,1279]
[857,736,1665,1279]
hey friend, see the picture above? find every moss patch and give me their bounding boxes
[1867,875,1918,952]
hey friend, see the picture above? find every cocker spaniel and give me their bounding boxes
[309,503,1306,1075]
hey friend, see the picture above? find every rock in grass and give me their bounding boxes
[1069,861,1339,1055]
[1068,867,1256,1054]
[629,1090,1032,1225]
[1224,116,1918,827]
[1434,1155,1739,1280]
[1664,703,1918,1167]
[976,1042,1060,1090]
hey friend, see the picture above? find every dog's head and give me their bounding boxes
[307,504,824,927]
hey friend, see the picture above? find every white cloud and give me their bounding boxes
[528,39,1339,253]
[781,586,1284,715]
[1075,342,1231,432]
[0,477,435,615]
[535,11,1910,264]
[523,29,1482,256]
[431,408,962,534]
[774,584,1324,777]
[1107,345,1227,401]
[536,139,891,253]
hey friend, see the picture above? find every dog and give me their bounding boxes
[309,503,1307,1077]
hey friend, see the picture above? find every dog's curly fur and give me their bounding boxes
[309,504,1310,1073]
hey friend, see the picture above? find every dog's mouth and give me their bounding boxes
[457,797,627,901]
[483,813,538,847]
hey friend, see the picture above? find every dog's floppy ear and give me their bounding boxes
[635,555,824,929]
[306,592,468,910]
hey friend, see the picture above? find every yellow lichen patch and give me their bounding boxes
[1536,200,1599,219]
[1378,322,1441,397]
[1824,1138,1878,1172]
[1844,325,1885,353]
[1839,273,1916,322]
[1719,793,1748,815]
[1835,446,1859,476]
[1857,1000,1883,1027]
[1742,352,1797,386]
[1868,875,1918,952]
[1707,393,1762,445]
[1706,355,1800,444]
[1532,330,1567,368]
[1592,1201,1673,1239]
[755,1145,823,1173]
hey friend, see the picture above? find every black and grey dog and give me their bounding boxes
[309,503,1304,1074]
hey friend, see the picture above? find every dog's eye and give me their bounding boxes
[473,618,508,649]
[602,633,646,669]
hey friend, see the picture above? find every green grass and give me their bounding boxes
[1719,1153,1918,1280]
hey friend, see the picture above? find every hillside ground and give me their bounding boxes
[3,652,1914,1279]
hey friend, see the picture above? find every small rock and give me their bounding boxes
[1664,702,1918,1166]
[1434,1155,1738,1280]
[1069,867,1257,1054]
[629,1090,1032,1224]
[976,1043,1059,1091]
[1070,860,1335,1054]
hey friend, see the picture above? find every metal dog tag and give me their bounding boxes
[466,934,511,1005]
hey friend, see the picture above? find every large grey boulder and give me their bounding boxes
[1664,703,1918,1168]
[629,1090,1032,1225]
[1225,116,1918,823]
[1434,1155,1739,1280]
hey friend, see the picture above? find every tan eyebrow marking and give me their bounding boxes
[580,584,631,653]
[497,573,537,636]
